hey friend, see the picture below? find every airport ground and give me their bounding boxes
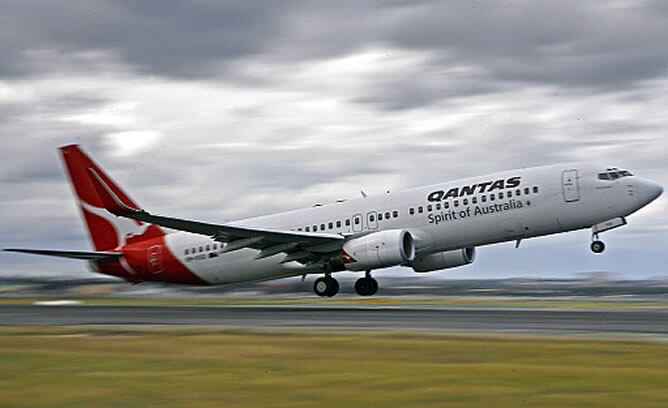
[1,326,668,407]
[0,294,667,407]
[2,294,668,309]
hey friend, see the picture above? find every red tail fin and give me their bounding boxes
[59,145,163,250]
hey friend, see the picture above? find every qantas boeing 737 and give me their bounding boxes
[3,145,663,296]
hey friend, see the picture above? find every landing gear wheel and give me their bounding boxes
[591,240,605,254]
[370,277,378,294]
[314,277,339,297]
[328,277,340,296]
[354,277,379,297]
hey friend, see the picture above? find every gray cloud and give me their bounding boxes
[0,1,293,78]
[2,1,667,89]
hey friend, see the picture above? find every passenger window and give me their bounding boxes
[463,198,468,205]
[454,200,459,207]
[507,191,512,198]
[199,246,204,252]
[472,197,477,204]
[378,213,383,221]
[336,221,342,228]
[192,248,196,254]
[516,189,521,196]
[320,224,325,230]
[490,194,495,201]
[445,202,450,209]
[385,212,390,219]
[499,192,504,199]
[409,208,415,215]
[481,195,487,202]
[369,215,375,222]
[393,211,398,218]
[213,244,218,250]
[328,222,333,229]
[305,226,310,232]
[346,219,351,226]
[436,203,441,210]
[427,205,432,212]
[533,186,539,193]
[205,245,210,251]
[355,217,360,225]
[524,187,530,195]
[418,206,424,213]
[185,249,189,255]
[313,225,318,232]
[298,228,303,231]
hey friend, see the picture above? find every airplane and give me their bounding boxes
[3,145,663,297]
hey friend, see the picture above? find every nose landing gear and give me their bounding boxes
[354,271,378,296]
[590,240,606,254]
[589,217,627,254]
[590,228,607,254]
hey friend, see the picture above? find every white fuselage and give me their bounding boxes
[162,163,661,284]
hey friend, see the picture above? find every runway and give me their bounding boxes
[1,304,667,335]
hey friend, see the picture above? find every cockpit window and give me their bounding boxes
[598,169,633,181]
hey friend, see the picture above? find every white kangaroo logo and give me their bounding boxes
[80,200,151,248]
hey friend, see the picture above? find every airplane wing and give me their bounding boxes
[87,169,344,261]
[3,248,122,261]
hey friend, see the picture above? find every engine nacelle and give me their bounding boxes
[411,247,476,273]
[341,229,415,271]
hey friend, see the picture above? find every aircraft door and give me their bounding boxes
[562,169,580,202]
[367,211,378,231]
[147,245,163,276]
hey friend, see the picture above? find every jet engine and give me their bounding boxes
[341,229,415,271]
[411,247,476,273]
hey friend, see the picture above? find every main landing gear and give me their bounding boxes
[312,271,379,297]
[313,275,339,297]
[354,271,378,297]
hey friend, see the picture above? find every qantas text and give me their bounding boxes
[427,176,522,202]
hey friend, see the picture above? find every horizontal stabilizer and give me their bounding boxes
[3,248,122,261]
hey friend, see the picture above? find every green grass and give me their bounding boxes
[1,328,667,407]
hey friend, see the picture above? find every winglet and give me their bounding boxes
[87,168,143,217]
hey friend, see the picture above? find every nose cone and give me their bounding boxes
[636,178,663,204]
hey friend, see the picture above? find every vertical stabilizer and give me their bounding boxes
[59,145,163,250]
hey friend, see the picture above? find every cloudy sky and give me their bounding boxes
[1,0,666,281]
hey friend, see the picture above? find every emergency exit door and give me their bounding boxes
[367,211,378,230]
[562,169,580,202]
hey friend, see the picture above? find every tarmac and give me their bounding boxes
[1,304,667,336]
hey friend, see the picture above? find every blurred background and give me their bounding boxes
[2,273,668,301]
